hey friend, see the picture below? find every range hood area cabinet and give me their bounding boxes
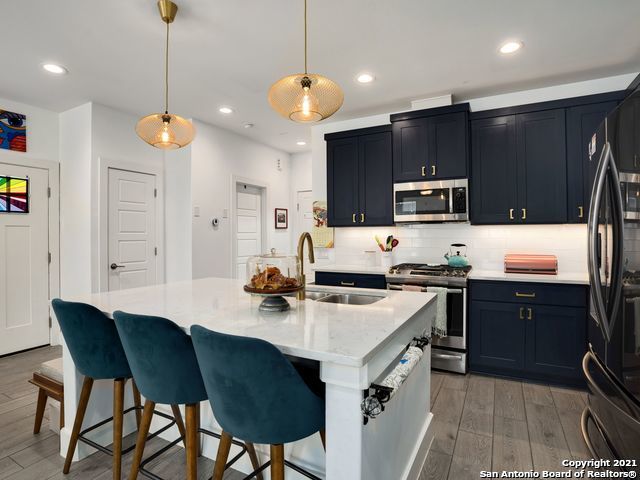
[326,125,393,227]
[470,91,625,225]
[390,103,469,182]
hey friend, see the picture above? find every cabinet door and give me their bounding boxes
[428,112,468,179]
[470,116,518,224]
[615,95,640,172]
[392,118,429,182]
[516,109,567,223]
[567,102,618,223]
[469,301,526,372]
[359,132,393,226]
[327,137,359,226]
[525,305,586,380]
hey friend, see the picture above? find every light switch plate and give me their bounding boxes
[193,206,200,217]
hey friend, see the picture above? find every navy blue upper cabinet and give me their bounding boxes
[391,104,469,182]
[327,136,359,226]
[470,115,518,224]
[326,126,393,227]
[516,109,567,223]
[567,101,618,223]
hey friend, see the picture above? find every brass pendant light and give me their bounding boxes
[136,0,195,149]
[268,0,343,123]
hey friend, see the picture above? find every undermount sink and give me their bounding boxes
[303,291,331,301]
[315,293,384,305]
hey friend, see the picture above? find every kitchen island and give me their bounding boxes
[60,277,436,479]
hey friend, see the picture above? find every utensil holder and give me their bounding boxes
[380,251,393,269]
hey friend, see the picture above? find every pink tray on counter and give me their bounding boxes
[504,254,558,275]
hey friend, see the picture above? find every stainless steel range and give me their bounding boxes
[386,263,471,374]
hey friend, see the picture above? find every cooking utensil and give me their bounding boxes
[391,238,399,249]
[374,235,385,252]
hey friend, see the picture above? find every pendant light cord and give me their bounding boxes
[304,0,308,74]
[165,20,170,114]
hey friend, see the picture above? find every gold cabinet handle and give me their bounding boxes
[527,308,533,320]
[578,206,584,218]
[421,166,426,177]
[515,292,536,298]
[360,213,365,223]
[522,208,527,220]
[431,165,436,176]
[340,281,355,286]
[519,307,524,320]
[352,213,356,223]
[509,208,514,220]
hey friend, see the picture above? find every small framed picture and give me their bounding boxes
[275,208,288,229]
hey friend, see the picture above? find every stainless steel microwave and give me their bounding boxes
[620,172,640,220]
[393,179,468,223]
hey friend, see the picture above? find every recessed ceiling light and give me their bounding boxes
[296,141,307,146]
[499,41,523,55]
[42,63,68,75]
[243,123,254,129]
[218,106,233,114]
[356,73,375,84]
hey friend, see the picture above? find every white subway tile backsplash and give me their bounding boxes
[329,223,588,275]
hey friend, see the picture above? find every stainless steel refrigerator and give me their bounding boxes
[585,86,640,467]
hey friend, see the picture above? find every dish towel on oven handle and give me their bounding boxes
[427,286,448,337]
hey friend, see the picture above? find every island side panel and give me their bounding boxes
[321,302,434,479]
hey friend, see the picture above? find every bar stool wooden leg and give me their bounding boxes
[63,376,94,474]
[33,388,48,434]
[170,404,186,441]
[245,442,263,480]
[195,402,202,456]
[270,444,285,480]
[113,378,125,480]
[128,400,155,480]
[131,379,142,429]
[211,430,232,480]
[60,397,65,430]
[185,403,198,480]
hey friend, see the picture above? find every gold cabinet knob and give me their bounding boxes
[578,206,584,218]
[527,308,533,320]
[421,166,426,177]
[352,213,356,223]
[431,165,436,176]
[509,208,514,220]
[519,307,524,320]
[522,208,527,220]
[360,213,365,223]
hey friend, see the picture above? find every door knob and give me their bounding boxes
[110,263,125,270]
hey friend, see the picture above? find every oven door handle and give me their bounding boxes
[387,284,462,294]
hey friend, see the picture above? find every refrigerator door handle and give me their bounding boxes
[606,151,624,339]
[588,142,613,343]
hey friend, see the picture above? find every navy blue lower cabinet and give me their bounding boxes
[524,305,587,381]
[469,280,588,386]
[314,272,387,290]
[470,301,526,372]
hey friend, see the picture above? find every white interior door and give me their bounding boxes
[235,184,262,279]
[0,163,49,355]
[108,168,157,291]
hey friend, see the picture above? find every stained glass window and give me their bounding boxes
[0,176,29,213]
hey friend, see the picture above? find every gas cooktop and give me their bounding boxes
[386,263,472,287]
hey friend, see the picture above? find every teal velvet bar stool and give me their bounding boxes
[113,311,261,480]
[52,299,150,480]
[191,325,326,480]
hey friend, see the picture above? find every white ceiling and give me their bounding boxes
[3,0,640,153]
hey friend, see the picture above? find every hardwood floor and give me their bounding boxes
[0,347,592,479]
[420,371,593,480]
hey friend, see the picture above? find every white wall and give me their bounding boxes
[0,96,59,163]
[290,152,312,251]
[310,72,638,274]
[190,120,292,279]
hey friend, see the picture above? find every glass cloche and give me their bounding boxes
[243,249,302,311]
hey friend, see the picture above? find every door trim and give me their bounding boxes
[0,155,60,346]
[99,158,165,292]
[230,175,269,279]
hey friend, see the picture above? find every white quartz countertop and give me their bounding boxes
[469,269,589,285]
[313,264,390,275]
[67,277,435,367]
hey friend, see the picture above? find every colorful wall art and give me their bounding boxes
[0,176,29,213]
[0,110,27,152]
